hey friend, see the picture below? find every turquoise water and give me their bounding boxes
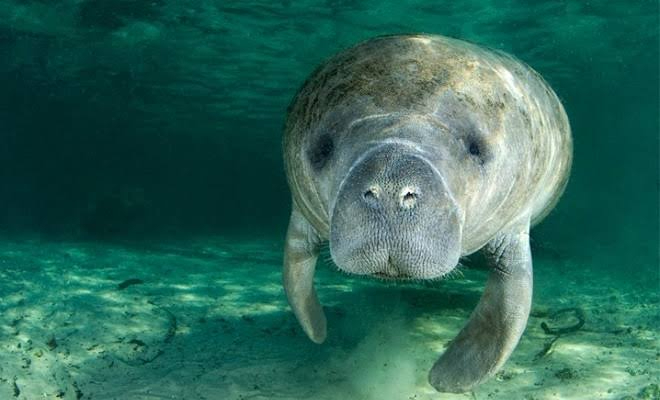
[0,1,658,399]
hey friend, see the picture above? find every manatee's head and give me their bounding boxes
[326,137,463,280]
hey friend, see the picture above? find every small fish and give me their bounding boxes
[541,307,585,335]
[117,278,144,290]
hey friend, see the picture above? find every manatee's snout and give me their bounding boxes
[330,143,463,280]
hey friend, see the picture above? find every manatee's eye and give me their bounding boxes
[468,141,481,157]
[308,134,334,170]
[465,135,489,165]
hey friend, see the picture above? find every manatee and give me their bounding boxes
[281,34,572,392]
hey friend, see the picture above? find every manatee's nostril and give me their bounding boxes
[363,186,380,202]
[400,187,419,209]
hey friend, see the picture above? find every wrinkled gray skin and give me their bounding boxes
[282,34,572,393]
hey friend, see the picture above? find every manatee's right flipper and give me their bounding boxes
[283,205,326,344]
[429,223,533,392]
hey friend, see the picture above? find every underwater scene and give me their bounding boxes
[0,1,658,399]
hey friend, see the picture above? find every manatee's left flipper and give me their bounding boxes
[429,223,533,393]
[283,205,326,344]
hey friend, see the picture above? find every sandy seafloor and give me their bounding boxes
[0,235,657,400]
